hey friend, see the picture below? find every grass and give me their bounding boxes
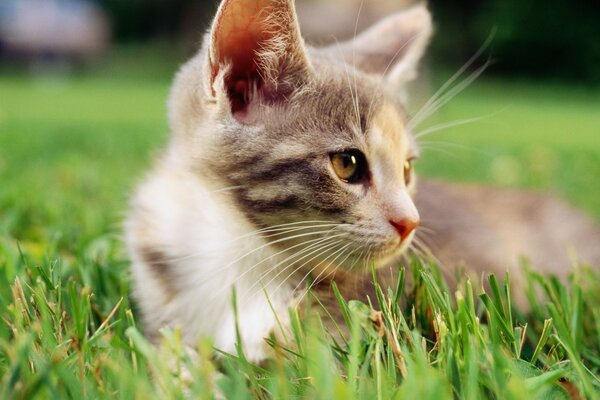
[1,55,600,398]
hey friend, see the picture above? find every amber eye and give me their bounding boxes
[404,159,413,186]
[330,150,368,183]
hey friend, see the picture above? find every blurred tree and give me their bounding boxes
[429,0,600,82]
[99,0,600,83]
[100,0,217,42]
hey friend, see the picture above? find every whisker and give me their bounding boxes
[235,233,345,289]
[413,145,457,158]
[295,242,353,291]
[408,32,494,131]
[333,38,362,134]
[308,245,358,300]
[411,236,441,267]
[417,140,492,157]
[409,241,427,259]
[363,242,375,269]
[160,222,343,264]
[415,114,495,139]
[203,226,342,278]
[211,185,244,193]
[228,223,345,243]
[352,0,365,131]
[416,226,437,235]
[328,244,357,277]
[246,240,343,302]
[294,247,347,303]
[241,234,348,300]
[382,32,425,79]
[269,239,350,299]
[409,60,490,130]
[348,242,371,296]
[366,30,429,124]
[347,241,368,272]
[227,220,341,242]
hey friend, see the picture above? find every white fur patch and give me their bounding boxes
[127,151,295,361]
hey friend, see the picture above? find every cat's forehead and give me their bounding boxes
[270,63,408,146]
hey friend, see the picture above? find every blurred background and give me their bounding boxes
[1,0,599,251]
[3,0,599,80]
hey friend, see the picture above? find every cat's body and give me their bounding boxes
[127,0,600,361]
[416,180,600,304]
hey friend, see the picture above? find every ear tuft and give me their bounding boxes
[208,0,310,118]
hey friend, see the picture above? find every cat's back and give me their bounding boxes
[416,179,600,281]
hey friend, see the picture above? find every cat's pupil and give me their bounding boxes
[330,150,367,183]
[342,155,353,168]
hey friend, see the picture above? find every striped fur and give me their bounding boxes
[126,0,600,363]
[127,0,429,361]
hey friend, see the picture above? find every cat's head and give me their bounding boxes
[170,0,432,271]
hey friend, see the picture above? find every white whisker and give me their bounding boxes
[227,220,340,242]
[415,114,494,139]
[229,223,345,243]
[416,225,437,236]
[160,222,343,265]
[417,140,493,157]
[333,38,362,133]
[240,233,348,298]
[352,0,365,130]
[248,237,348,302]
[416,145,460,158]
[366,30,429,122]
[409,60,490,130]
[211,185,244,193]
[408,32,494,131]
[293,242,354,304]
[204,226,342,278]
[269,239,350,299]
[348,241,368,272]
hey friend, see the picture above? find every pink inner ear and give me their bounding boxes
[212,0,273,114]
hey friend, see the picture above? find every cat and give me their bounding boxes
[126,0,600,362]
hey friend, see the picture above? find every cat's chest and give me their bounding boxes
[168,234,298,359]
[129,164,301,357]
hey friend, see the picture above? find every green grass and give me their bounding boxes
[1,62,600,399]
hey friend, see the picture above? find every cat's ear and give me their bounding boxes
[206,0,311,122]
[328,4,432,85]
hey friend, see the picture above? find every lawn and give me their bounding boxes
[1,60,599,399]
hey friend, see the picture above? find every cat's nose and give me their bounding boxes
[390,218,419,241]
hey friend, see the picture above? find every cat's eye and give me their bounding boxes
[330,150,368,183]
[404,159,413,186]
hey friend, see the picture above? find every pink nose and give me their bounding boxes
[390,218,419,241]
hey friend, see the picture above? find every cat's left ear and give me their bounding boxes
[206,0,311,122]
[325,4,433,85]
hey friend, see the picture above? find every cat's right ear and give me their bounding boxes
[324,4,433,85]
[203,0,311,123]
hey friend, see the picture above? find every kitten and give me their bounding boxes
[126,0,600,361]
